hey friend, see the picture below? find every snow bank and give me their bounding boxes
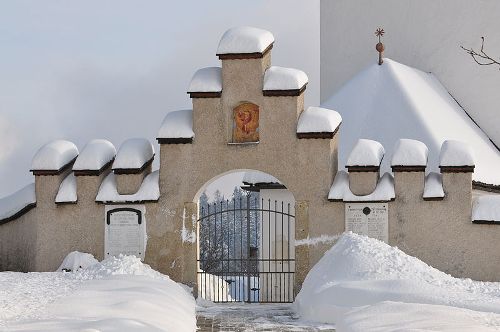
[294,232,500,330]
[188,67,222,93]
[57,251,98,272]
[346,139,384,167]
[55,173,76,203]
[0,183,35,221]
[440,139,475,167]
[217,26,274,55]
[391,138,428,166]
[158,109,194,139]
[96,170,159,203]
[263,66,308,91]
[242,170,281,185]
[112,138,154,170]
[31,140,78,171]
[297,106,342,134]
[424,172,445,199]
[73,139,116,171]
[472,195,500,222]
[328,171,395,202]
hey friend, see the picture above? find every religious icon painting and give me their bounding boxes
[232,102,259,143]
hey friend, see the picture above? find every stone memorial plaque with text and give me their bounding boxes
[345,203,388,243]
[105,205,146,260]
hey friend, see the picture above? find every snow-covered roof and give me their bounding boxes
[112,138,154,171]
[217,26,274,55]
[96,170,160,203]
[0,183,36,222]
[263,66,308,91]
[328,171,395,202]
[391,139,429,167]
[423,172,444,199]
[157,110,194,139]
[73,139,116,172]
[439,140,475,167]
[297,106,342,134]
[187,67,222,93]
[242,171,281,185]
[472,195,500,222]
[322,58,500,186]
[346,139,385,168]
[55,173,77,203]
[31,140,78,171]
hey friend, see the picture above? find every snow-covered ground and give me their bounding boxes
[294,232,500,331]
[0,254,196,331]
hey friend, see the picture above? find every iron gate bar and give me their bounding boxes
[197,194,295,303]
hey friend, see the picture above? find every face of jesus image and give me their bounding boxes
[233,102,259,143]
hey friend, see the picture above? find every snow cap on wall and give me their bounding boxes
[423,172,444,200]
[187,67,222,93]
[217,26,274,56]
[73,139,116,172]
[242,170,281,185]
[263,66,308,92]
[158,110,194,141]
[346,139,385,168]
[96,170,160,203]
[391,139,429,168]
[31,140,79,172]
[439,140,475,168]
[112,138,154,171]
[328,171,395,202]
[472,195,500,223]
[55,173,77,204]
[0,183,36,222]
[297,107,342,135]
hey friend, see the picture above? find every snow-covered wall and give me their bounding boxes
[320,0,500,146]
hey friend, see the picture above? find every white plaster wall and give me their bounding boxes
[320,0,500,146]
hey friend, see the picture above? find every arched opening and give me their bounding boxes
[195,169,296,303]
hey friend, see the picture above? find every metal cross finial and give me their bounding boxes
[375,28,385,65]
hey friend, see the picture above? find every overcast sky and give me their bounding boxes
[0,0,319,198]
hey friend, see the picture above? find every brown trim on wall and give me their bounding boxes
[73,158,114,176]
[31,157,77,176]
[346,166,380,172]
[473,181,500,193]
[423,196,445,201]
[327,198,343,202]
[0,203,36,225]
[297,126,340,139]
[187,91,221,98]
[55,200,77,205]
[263,84,307,97]
[156,137,193,145]
[439,165,475,173]
[217,43,273,60]
[472,219,500,225]
[113,156,154,175]
[391,165,426,172]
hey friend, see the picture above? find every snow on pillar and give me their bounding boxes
[391,139,428,200]
[439,140,474,205]
[346,139,385,196]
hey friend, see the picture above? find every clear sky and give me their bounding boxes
[0,0,319,198]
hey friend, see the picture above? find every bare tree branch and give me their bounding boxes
[461,37,500,69]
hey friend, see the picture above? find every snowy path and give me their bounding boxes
[196,303,336,331]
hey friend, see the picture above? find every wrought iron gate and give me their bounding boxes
[197,194,295,303]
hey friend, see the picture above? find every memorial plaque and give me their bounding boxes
[105,205,146,260]
[345,203,388,243]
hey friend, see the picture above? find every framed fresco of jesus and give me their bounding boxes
[232,102,259,143]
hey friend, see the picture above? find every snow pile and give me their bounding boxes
[263,66,308,91]
[328,171,395,202]
[242,170,281,185]
[96,170,160,203]
[158,109,194,139]
[112,138,154,170]
[73,139,116,171]
[31,140,78,171]
[424,172,445,199]
[297,106,342,134]
[217,26,274,54]
[294,232,500,331]
[188,67,222,93]
[0,183,35,221]
[55,173,76,203]
[472,195,500,222]
[391,138,428,167]
[440,139,475,167]
[346,139,385,167]
[323,58,500,185]
[57,251,98,272]
[1,254,196,331]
